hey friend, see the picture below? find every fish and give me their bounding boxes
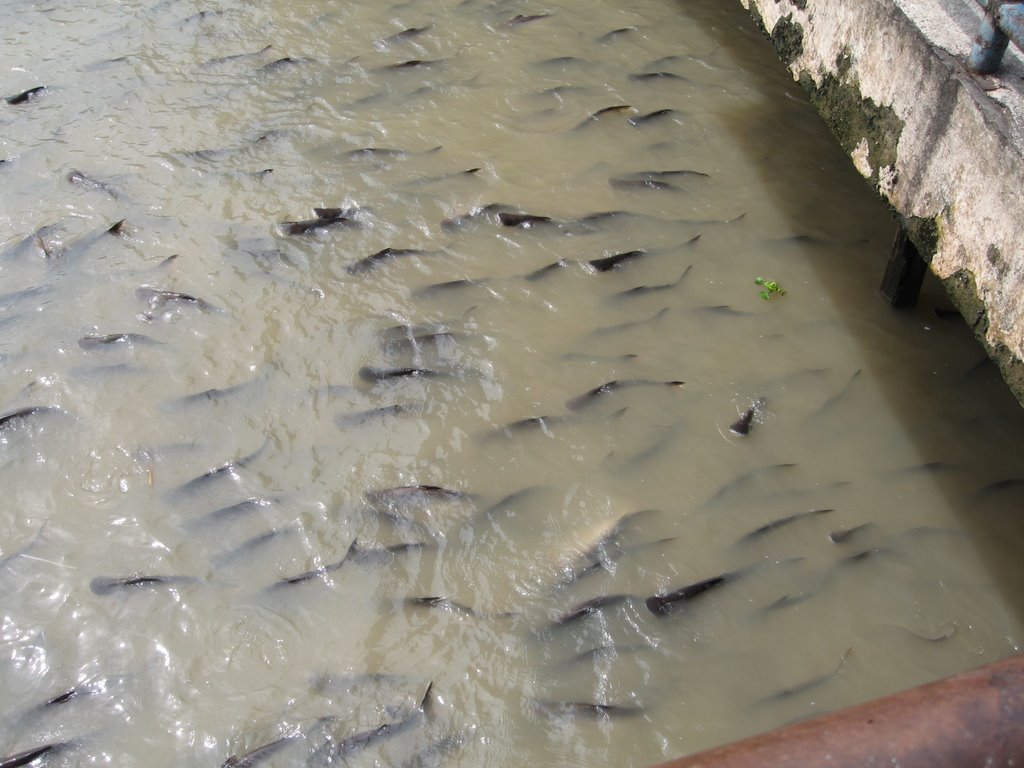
[440,202,512,230]
[628,108,682,126]
[558,643,652,666]
[312,671,412,696]
[567,534,677,582]
[403,167,481,187]
[43,219,127,263]
[382,321,458,341]
[565,379,684,410]
[597,26,637,43]
[646,570,738,616]
[495,415,563,437]
[550,594,633,626]
[756,649,851,704]
[497,212,552,228]
[974,478,1024,498]
[896,622,958,642]
[609,177,679,192]
[729,397,766,436]
[383,332,462,354]
[22,223,64,259]
[634,169,709,180]
[344,146,441,160]
[398,729,475,768]
[270,540,362,589]
[508,13,551,24]
[524,259,571,281]
[701,463,797,507]
[413,279,487,298]
[179,9,223,24]
[0,743,69,768]
[574,210,633,225]
[347,248,429,274]
[736,509,834,544]
[612,266,692,298]
[814,368,862,415]
[886,461,955,476]
[5,86,47,105]
[136,287,220,314]
[837,547,887,567]
[211,527,296,567]
[322,683,434,759]
[628,71,687,81]
[170,441,267,498]
[536,56,585,67]
[221,734,301,768]
[0,522,48,570]
[345,540,432,565]
[358,366,444,382]
[174,461,243,496]
[531,700,643,718]
[589,307,670,337]
[85,55,130,70]
[377,59,444,70]
[1,225,59,261]
[366,485,470,508]
[0,406,63,433]
[828,523,872,544]
[403,596,479,617]
[574,104,632,129]
[169,379,259,408]
[270,560,345,589]
[381,25,433,44]
[481,486,549,518]
[561,509,657,571]
[563,541,650,582]
[183,131,282,162]
[586,249,647,272]
[90,575,196,595]
[336,404,419,427]
[67,169,118,198]
[367,488,471,537]
[200,44,273,68]
[697,304,749,316]
[257,57,309,74]
[933,306,961,320]
[763,592,815,611]
[190,497,277,528]
[38,678,107,709]
[281,211,359,236]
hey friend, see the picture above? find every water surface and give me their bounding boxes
[2,1,1024,766]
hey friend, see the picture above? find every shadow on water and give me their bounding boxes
[675,0,1024,627]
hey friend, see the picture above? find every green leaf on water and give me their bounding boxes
[754,276,785,299]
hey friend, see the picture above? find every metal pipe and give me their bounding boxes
[648,654,1024,768]
[969,1,1024,74]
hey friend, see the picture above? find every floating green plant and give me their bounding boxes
[755,276,785,300]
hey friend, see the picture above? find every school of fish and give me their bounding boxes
[2,0,1024,767]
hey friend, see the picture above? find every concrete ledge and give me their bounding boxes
[740,0,1024,405]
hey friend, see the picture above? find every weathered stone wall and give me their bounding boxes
[740,0,1024,404]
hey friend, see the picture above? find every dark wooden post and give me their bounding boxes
[881,226,927,307]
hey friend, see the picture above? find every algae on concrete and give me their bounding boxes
[797,53,903,192]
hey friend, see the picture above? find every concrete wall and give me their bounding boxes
[740,0,1024,405]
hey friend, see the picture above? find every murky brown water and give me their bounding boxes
[2,0,1024,766]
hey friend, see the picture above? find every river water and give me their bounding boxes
[2,0,1024,766]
